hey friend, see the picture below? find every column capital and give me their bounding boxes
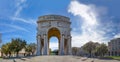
[37,35,41,39]
[43,34,47,37]
[38,35,41,37]
[62,34,65,36]
[67,35,72,38]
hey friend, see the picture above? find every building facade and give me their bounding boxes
[36,15,72,55]
[108,38,120,56]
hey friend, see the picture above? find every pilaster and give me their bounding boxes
[59,34,64,55]
[43,34,48,55]
[36,35,41,55]
[68,36,72,55]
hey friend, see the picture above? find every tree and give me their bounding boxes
[96,43,108,57]
[1,44,8,56]
[52,49,58,55]
[25,44,32,56]
[1,43,11,57]
[49,48,51,54]
[83,41,97,57]
[10,38,26,57]
[72,47,79,55]
[29,43,36,55]
[25,43,36,55]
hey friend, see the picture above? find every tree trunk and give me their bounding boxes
[89,51,92,58]
[32,52,33,55]
[16,52,19,57]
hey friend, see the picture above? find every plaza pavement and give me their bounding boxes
[0,55,120,62]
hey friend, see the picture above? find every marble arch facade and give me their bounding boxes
[36,15,72,55]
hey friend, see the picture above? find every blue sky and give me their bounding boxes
[0,0,120,50]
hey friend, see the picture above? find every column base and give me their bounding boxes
[36,52,40,56]
[59,51,64,55]
[43,50,48,55]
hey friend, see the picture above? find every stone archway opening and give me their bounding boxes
[48,27,60,55]
[49,37,59,55]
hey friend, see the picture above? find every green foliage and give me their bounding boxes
[1,43,11,56]
[25,44,32,55]
[1,38,37,57]
[25,43,36,55]
[107,56,120,60]
[83,41,96,53]
[49,48,51,54]
[51,49,58,55]
[1,38,27,57]
[83,41,100,57]
[96,43,108,57]
[72,47,79,55]
[10,38,26,56]
[83,41,108,57]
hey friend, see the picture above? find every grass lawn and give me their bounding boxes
[106,56,120,60]
[50,53,56,55]
[0,57,2,60]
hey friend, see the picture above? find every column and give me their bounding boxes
[110,51,111,56]
[117,51,119,56]
[68,36,72,55]
[113,51,115,56]
[36,35,41,55]
[60,34,64,55]
[112,51,113,56]
[43,34,48,55]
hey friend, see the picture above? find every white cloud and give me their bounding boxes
[49,42,58,51]
[0,24,29,32]
[68,1,98,26]
[12,17,36,25]
[14,0,26,17]
[11,0,36,25]
[68,0,107,47]
[14,6,23,17]
[0,29,15,34]
[114,33,120,38]
[49,37,59,51]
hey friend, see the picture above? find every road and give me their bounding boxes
[0,56,119,62]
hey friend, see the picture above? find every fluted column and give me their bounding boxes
[36,35,41,55]
[60,34,64,55]
[43,34,48,55]
[68,36,72,55]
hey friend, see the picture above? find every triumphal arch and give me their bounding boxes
[36,15,72,55]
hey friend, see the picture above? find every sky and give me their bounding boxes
[0,0,120,50]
